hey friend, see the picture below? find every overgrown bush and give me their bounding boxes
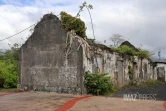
[112,45,151,59]
[60,11,87,38]
[136,49,151,59]
[113,45,136,56]
[84,72,113,95]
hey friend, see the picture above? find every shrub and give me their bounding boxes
[84,72,113,95]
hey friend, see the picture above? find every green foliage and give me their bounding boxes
[60,11,87,38]
[0,44,19,88]
[60,2,93,39]
[112,45,151,59]
[113,45,136,56]
[84,72,113,95]
[136,49,151,59]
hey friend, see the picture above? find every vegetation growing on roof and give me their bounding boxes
[136,49,151,59]
[60,1,94,40]
[60,11,87,38]
[113,45,136,56]
[112,45,152,59]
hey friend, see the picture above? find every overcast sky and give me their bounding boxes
[0,0,166,58]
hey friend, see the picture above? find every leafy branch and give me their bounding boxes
[76,2,95,40]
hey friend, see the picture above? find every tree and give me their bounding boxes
[110,34,125,48]
[0,44,19,88]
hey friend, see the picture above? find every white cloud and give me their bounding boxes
[0,0,166,58]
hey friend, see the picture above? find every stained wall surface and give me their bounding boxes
[19,14,85,94]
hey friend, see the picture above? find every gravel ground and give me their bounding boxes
[0,91,80,111]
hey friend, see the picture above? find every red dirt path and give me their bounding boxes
[54,96,92,111]
[163,102,166,110]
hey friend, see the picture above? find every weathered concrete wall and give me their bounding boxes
[19,14,85,94]
[156,63,166,81]
[83,45,158,87]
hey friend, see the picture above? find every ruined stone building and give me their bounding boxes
[154,61,166,82]
[18,14,164,94]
